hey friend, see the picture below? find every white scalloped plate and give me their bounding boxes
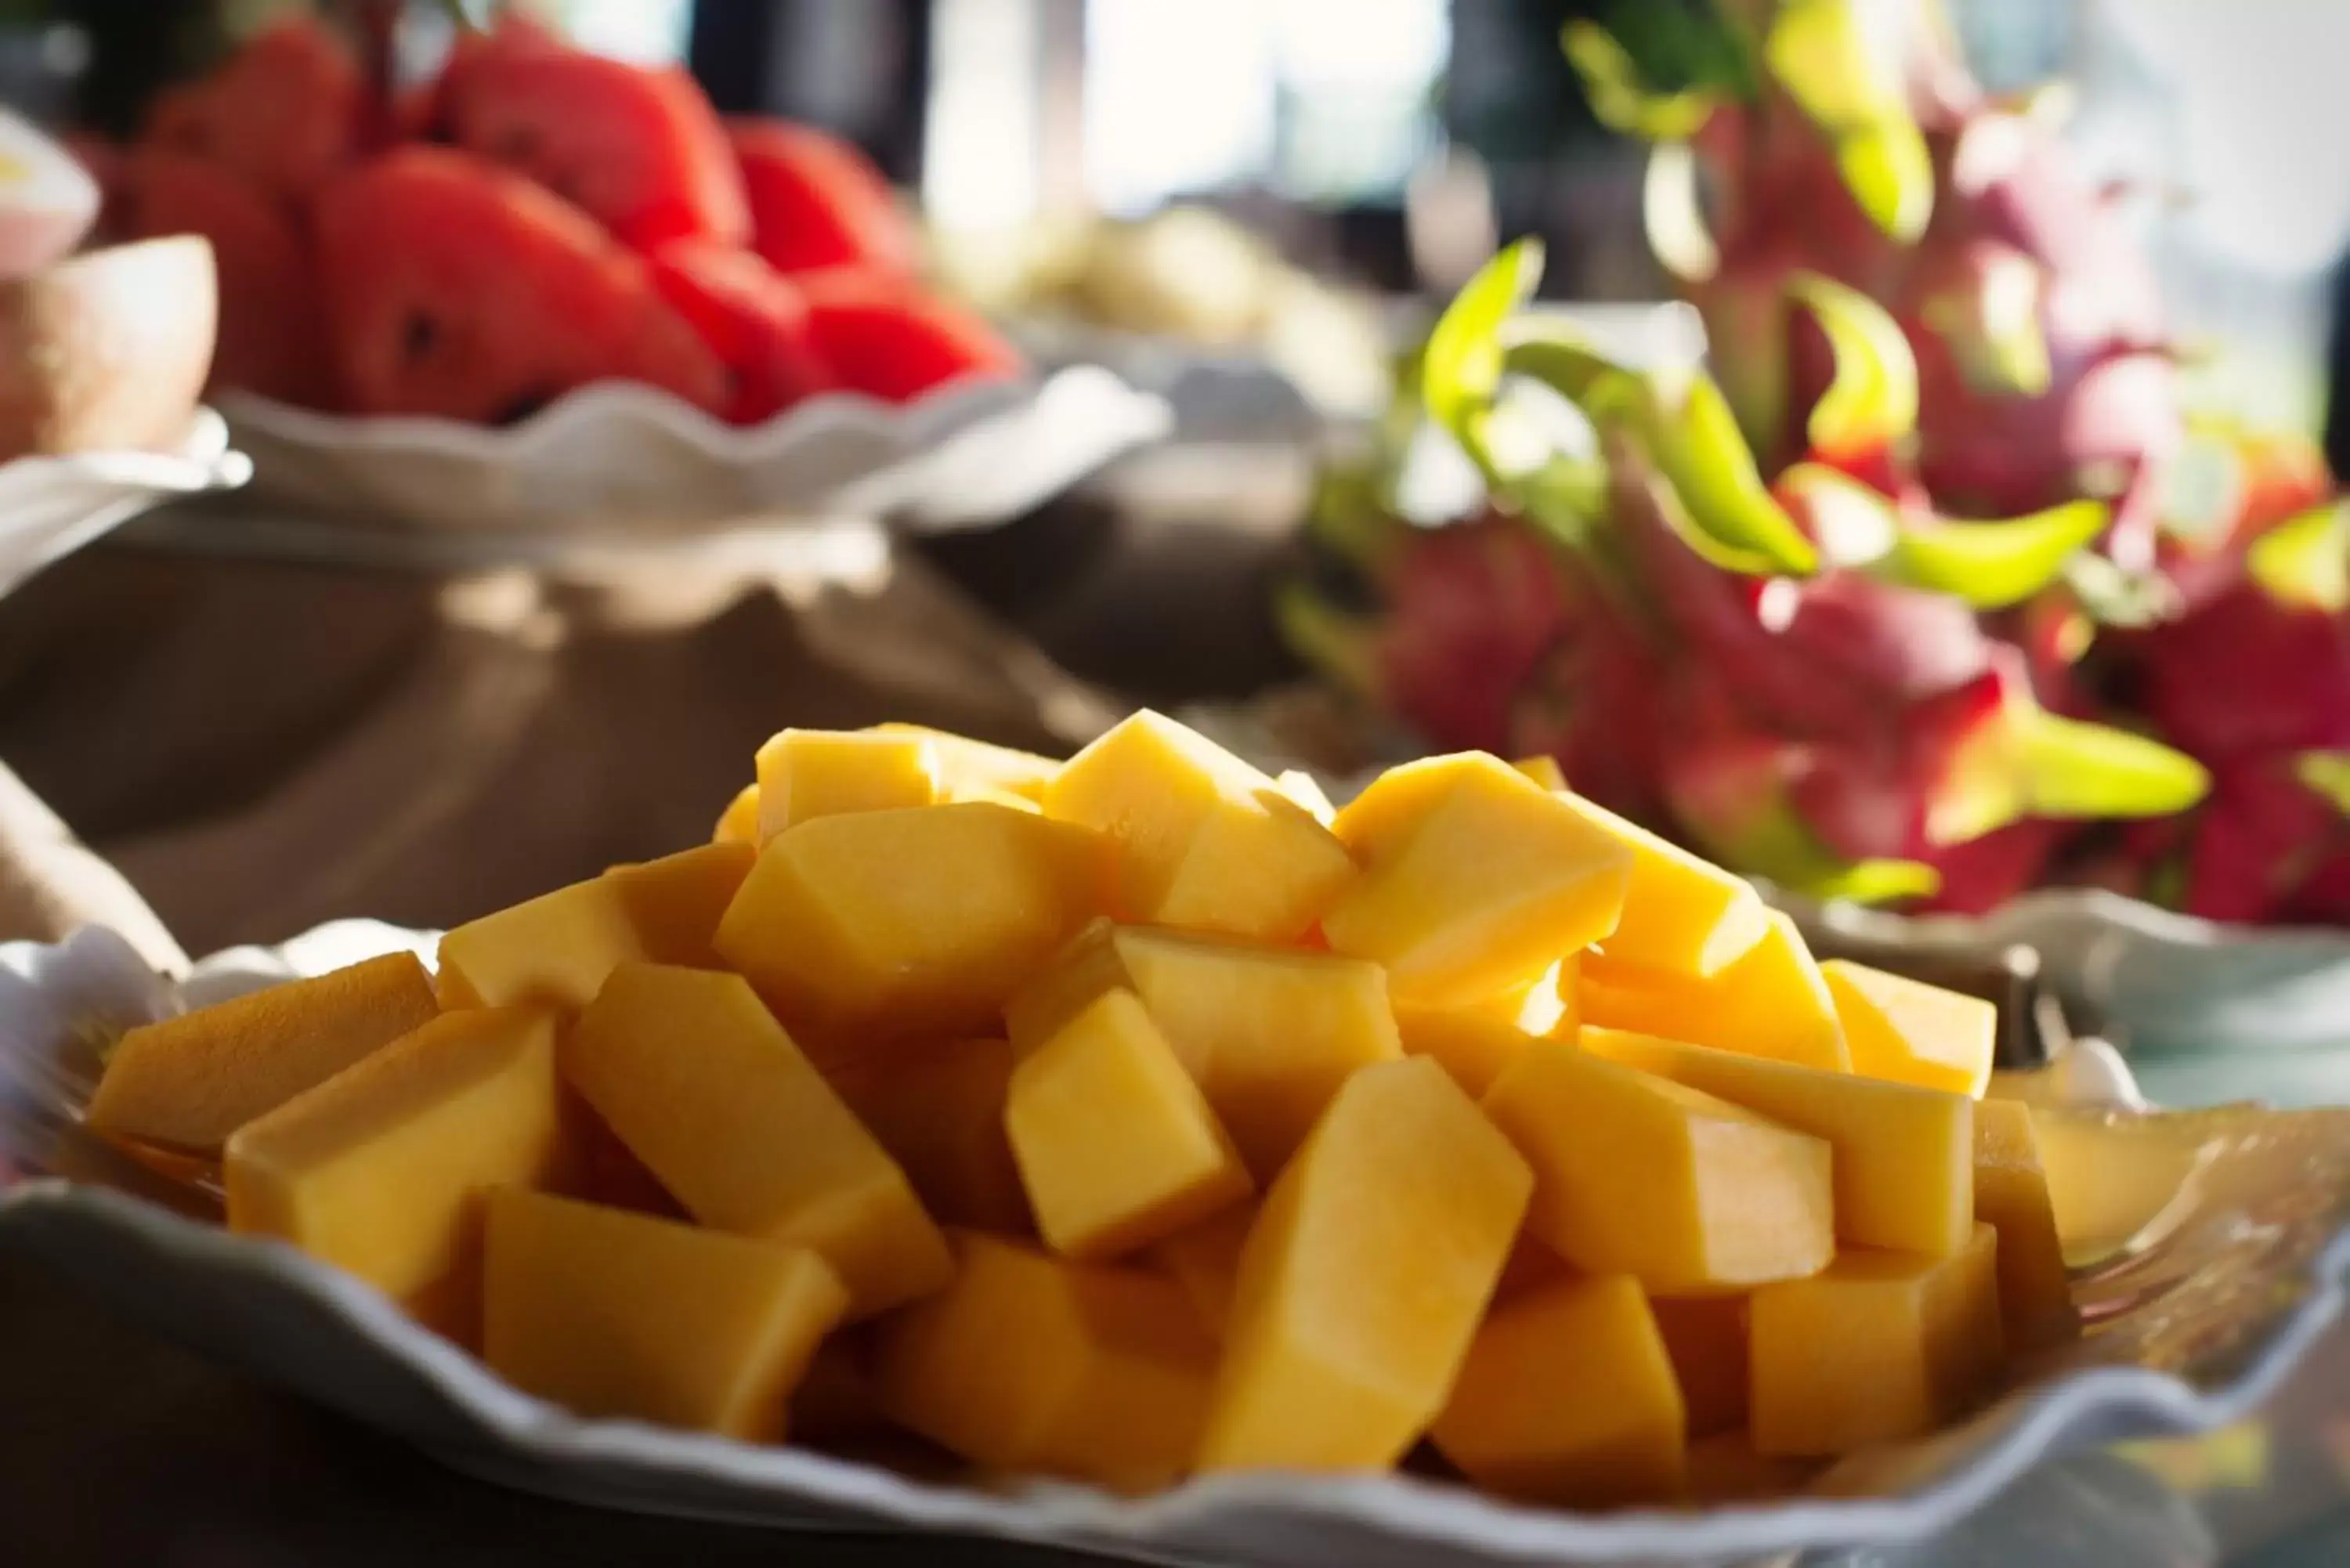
[218,367,1171,536]
[4,919,2349,1566]
[0,410,250,596]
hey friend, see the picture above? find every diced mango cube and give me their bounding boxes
[871,722,1059,803]
[1106,927,1402,1179]
[1973,1100,2079,1353]
[1322,754,1632,1007]
[1005,989,1253,1259]
[483,1188,847,1440]
[1149,1201,1256,1341]
[1430,1275,1687,1508]
[873,1231,1217,1490]
[436,876,649,1012]
[1275,768,1337,825]
[1684,1432,1820,1503]
[1564,795,1769,977]
[559,1089,684,1219]
[562,963,950,1319]
[1043,710,1356,943]
[87,952,439,1154]
[1749,1223,2005,1457]
[1582,910,1850,1074]
[606,841,756,970]
[1512,755,1568,791]
[1001,916,1127,1052]
[713,783,761,845]
[1580,1028,1973,1257]
[1649,1294,1748,1440]
[1394,1007,1539,1099]
[756,729,939,840]
[1197,1057,1531,1472]
[1822,960,1997,1097]
[224,1006,565,1301]
[1482,1042,1833,1294]
[714,803,1107,1044]
[833,1037,1029,1234]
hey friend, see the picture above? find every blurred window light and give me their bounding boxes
[925,0,1045,229]
[1081,0,1445,213]
[1083,0,1276,215]
[519,0,693,63]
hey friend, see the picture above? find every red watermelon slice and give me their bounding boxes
[729,120,916,279]
[115,148,332,405]
[797,270,1020,403]
[440,42,747,251]
[314,146,723,422]
[139,16,360,203]
[648,240,835,424]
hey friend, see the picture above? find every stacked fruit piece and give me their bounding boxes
[85,711,2077,1508]
[73,14,1017,424]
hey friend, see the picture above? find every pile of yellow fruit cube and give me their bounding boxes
[80,712,2080,1508]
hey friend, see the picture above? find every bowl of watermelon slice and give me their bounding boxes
[69,15,1168,538]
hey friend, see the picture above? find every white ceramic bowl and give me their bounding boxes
[217,367,1170,537]
[4,920,2350,1566]
[0,407,248,596]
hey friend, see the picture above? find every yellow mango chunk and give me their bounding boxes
[833,1037,1030,1234]
[756,729,939,840]
[1684,1432,1820,1503]
[1566,796,1769,977]
[1973,1100,2080,1353]
[713,783,761,845]
[871,722,1059,803]
[1043,710,1356,943]
[563,963,950,1319]
[1482,1041,1833,1294]
[1580,910,1850,1073]
[1197,1057,1531,1473]
[606,841,756,970]
[1149,1201,1256,1341]
[874,1230,1217,1490]
[436,876,649,1013]
[1323,754,1632,1007]
[1394,1007,1539,1099]
[1275,768,1337,825]
[1430,1275,1687,1508]
[87,952,439,1154]
[1580,1028,1973,1257]
[224,1006,565,1301]
[1005,922,1403,1180]
[1005,988,1253,1259]
[1822,959,1997,1097]
[483,1188,847,1441]
[714,803,1108,1044]
[1107,927,1402,1179]
[1650,1294,1748,1440]
[1512,755,1568,791]
[1749,1223,2005,1457]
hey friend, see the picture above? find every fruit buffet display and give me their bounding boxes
[81,711,2070,1507]
[1283,0,2350,923]
[67,11,1021,425]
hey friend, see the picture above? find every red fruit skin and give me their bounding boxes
[314,146,723,422]
[2184,757,2348,924]
[1506,573,1668,822]
[1917,819,2063,915]
[1365,514,1574,759]
[114,148,333,405]
[648,240,836,424]
[798,272,1020,403]
[140,16,361,203]
[443,46,748,250]
[2138,582,2350,761]
[730,121,917,280]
